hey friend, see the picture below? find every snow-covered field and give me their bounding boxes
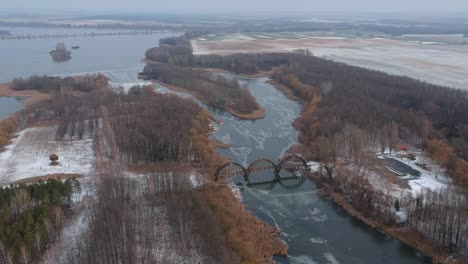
[192,35,468,90]
[0,125,94,185]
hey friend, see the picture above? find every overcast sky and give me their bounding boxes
[1,0,468,15]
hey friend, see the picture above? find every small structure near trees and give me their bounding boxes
[49,153,59,165]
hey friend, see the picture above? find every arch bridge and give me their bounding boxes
[214,155,308,183]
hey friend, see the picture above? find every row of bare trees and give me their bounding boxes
[106,87,205,165]
[405,188,468,255]
[141,63,260,114]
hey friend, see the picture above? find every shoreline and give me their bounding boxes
[0,83,50,107]
[152,79,266,120]
[268,78,466,263]
[199,114,288,262]
[306,166,464,263]
[267,80,301,102]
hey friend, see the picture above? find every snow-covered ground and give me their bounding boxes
[308,150,452,200]
[377,150,452,196]
[0,125,94,185]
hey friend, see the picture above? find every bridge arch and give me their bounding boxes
[246,159,278,174]
[214,162,247,182]
[277,155,308,174]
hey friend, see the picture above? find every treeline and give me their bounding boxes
[145,39,291,74]
[406,188,468,255]
[0,179,79,263]
[142,63,260,115]
[192,53,291,75]
[145,45,193,65]
[11,74,108,94]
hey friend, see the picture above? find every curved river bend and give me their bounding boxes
[157,76,430,264]
[0,27,430,263]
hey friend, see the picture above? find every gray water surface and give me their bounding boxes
[0,97,21,120]
[0,26,180,83]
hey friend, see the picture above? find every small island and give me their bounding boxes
[50,42,72,62]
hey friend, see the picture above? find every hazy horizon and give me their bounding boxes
[1,0,468,17]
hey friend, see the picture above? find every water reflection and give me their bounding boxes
[236,174,432,264]
[234,171,307,191]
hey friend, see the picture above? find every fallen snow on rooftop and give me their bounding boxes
[0,125,94,185]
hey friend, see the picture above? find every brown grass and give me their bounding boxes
[0,82,50,107]
[203,183,287,263]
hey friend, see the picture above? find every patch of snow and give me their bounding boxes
[377,150,452,196]
[189,172,204,189]
[0,125,94,185]
[307,161,321,172]
[395,209,408,223]
[229,182,243,202]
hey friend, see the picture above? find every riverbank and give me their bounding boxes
[267,80,301,101]
[152,80,266,120]
[307,171,465,264]
[267,74,466,263]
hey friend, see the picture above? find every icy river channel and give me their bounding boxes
[0,26,432,263]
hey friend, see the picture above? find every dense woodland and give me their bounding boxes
[0,179,79,263]
[107,86,213,165]
[142,63,260,115]
[268,55,468,187]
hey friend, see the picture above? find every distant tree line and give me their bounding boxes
[145,41,291,74]
[11,74,108,94]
